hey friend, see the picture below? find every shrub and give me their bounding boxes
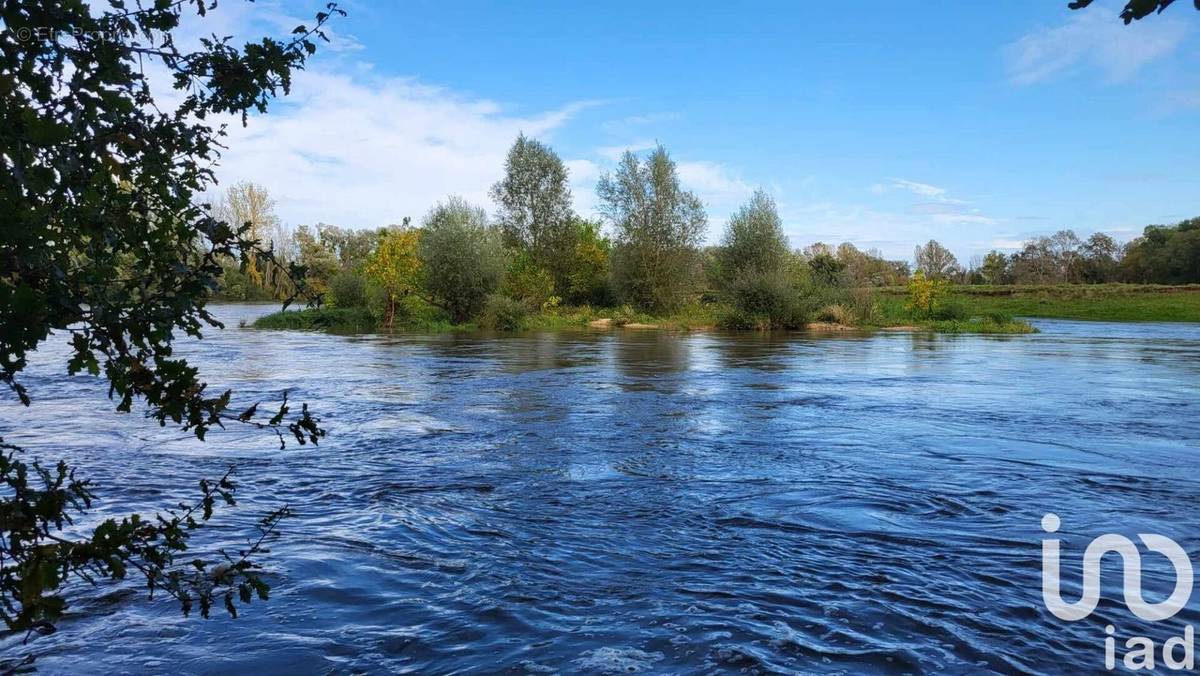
[984,310,1015,324]
[502,253,555,309]
[906,271,950,318]
[328,271,367,308]
[817,303,851,325]
[717,307,771,331]
[929,299,970,321]
[724,268,811,329]
[479,294,527,331]
[418,197,507,323]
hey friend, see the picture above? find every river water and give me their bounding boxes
[2,304,1199,674]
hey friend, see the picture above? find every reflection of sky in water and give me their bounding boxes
[3,305,1199,673]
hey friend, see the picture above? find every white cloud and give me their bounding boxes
[677,161,755,206]
[213,69,594,228]
[1004,10,1189,85]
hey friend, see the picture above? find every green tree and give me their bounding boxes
[418,197,507,322]
[979,250,1012,285]
[718,190,790,286]
[596,146,706,311]
[1069,0,1199,24]
[1079,232,1121,283]
[0,0,339,637]
[565,218,612,306]
[490,134,576,293]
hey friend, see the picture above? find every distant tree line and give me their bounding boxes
[950,221,1199,285]
[213,137,1199,331]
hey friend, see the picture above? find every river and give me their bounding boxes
[3,304,1199,674]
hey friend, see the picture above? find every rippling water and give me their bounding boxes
[3,304,1200,674]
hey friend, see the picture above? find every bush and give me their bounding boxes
[328,271,367,308]
[722,268,811,329]
[418,197,507,323]
[929,299,970,321]
[717,307,771,331]
[984,310,1015,324]
[502,253,555,310]
[479,294,527,331]
[906,271,952,319]
[816,303,851,325]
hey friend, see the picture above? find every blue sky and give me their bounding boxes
[206,0,1200,263]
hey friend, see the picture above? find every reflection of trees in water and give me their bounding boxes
[611,331,696,385]
[706,332,799,373]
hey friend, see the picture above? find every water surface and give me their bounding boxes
[3,305,1199,674]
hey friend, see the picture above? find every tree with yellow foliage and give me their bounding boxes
[364,226,422,326]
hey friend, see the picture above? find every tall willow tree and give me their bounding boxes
[489,134,576,294]
[0,0,339,641]
[718,190,790,285]
[596,146,706,311]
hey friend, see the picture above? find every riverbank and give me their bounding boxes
[877,283,1200,322]
[248,300,1035,335]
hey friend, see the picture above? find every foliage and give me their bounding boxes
[906,271,950,318]
[418,197,507,323]
[0,0,340,636]
[565,219,613,306]
[364,226,422,325]
[718,190,790,285]
[835,243,909,287]
[1120,218,1200,284]
[501,253,556,310]
[1068,0,1199,24]
[490,134,577,294]
[806,250,847,287]
[213,182,279,289]
[597,146,706,312]
[328,271,368,308]
[720,269,812,330]
[479,294,528,331]
[252,307,376,332]
[914,240,960,280]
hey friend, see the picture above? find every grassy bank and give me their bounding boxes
[249,298,1038,335]
[877,284,1200,322]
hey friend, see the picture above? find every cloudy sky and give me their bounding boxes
[195,0,1199,262]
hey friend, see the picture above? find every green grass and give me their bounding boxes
[250,307,377,333]
[920,318,1037,334]
[877,284,1200,322]
[252,292,1062,337]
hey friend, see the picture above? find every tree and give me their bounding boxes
[490,134,576,293]
[803,243,846,287]
[565,218,612,306]
[364,225,422,326]
[213,182,279,287]
[294,225,342,301]
[979,250,1012,285]
[596,146,706,311]
[1069,0,1200,24]
[914,240,960,279]
[0,0,339,638]
[1120,218,1200,283]
[718,190,790,285]
[418,197,507,322]
[1079,232,1120,283]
